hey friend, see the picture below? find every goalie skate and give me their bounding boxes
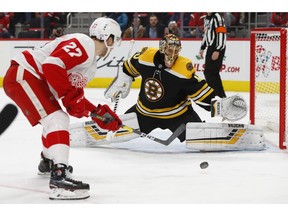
[49,164,90,200]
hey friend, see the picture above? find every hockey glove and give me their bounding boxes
[91,104,122,131]
[211,95,247,121]
[104,71,133,102]
[62,88,89,118]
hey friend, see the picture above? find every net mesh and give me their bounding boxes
[252,29,287,149]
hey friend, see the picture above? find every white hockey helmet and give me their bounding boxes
[89,17,122,58]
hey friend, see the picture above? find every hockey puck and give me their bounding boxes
[200,161,209,169]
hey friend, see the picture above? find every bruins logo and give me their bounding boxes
[144,78,164,102]
[186,62,193,71]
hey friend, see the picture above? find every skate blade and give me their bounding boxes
[49,188,90,200]
[37,171,50,176]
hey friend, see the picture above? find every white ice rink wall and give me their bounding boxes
[0,38,250,91]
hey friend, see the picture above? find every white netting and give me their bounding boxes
[251,28,288,149]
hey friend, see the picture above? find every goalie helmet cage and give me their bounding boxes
[250,27,287,150]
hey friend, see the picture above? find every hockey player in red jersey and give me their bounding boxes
[3,17,122,200]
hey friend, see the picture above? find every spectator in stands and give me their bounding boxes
[24,13,64,38]
[239,13,246,25]
[169,12,191,27]
[44,12,65,37]
[27,12,41,27]
[184,12,205,38]
[6,12,16,38]
[0,12,11,38]
[169,13,180,23]
[144,13,166,38]
[109,13,129,32]
[164,20,184,37]
[18,13,49,38]
[155,12,172,26]
[132,12,148,27]
[49,24,65,39]
[270,12,288,27]
[224,13,235,31]
[123,16,145,38]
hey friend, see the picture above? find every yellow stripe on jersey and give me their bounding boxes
[136,98,192,119]
[197,87,214,102]
[128,60,141,76]
[136,105,189,119]
[189,83,212,100]
[169,56,196,79]
[124,60,137,77]
[139,48,196,79]
[138,47,158,64]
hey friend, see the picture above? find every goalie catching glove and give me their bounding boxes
[211,95,247,121]
[104,71,133,102]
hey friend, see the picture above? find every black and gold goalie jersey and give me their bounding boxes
[123,47,217,119]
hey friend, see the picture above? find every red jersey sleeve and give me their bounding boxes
[50,38,89,70]
[42,37,90,98]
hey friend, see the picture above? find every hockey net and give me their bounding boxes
[250,28,288,150]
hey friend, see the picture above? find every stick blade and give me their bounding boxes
[0,104,18,136]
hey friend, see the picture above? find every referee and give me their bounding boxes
[199,12,227,98]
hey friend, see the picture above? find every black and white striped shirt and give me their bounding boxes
[200,13,227,51]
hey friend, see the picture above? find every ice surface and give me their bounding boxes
[0,87,287,215]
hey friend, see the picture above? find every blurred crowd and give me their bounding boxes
[1,12,287,39]
[0,12,66,38]
[102,12,246,39]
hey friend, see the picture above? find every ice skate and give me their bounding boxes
[49,163,90,200]
[38,152,73,175]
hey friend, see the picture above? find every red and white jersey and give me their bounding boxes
[12,33,97,99]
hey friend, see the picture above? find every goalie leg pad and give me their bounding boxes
[69,112,140,147]
[185,122,266,151]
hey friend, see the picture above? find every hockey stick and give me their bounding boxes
[90,112,186,146]
[0,104,18,136]
[105,93,120,140]
[105,66,121,141]
[105,40,135,140]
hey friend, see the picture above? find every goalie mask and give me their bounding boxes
[159,34,182,68]
[89,17,122,59]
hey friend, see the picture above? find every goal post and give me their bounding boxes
[250,27,287,150]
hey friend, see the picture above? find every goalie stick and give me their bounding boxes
[105,80,120,140]
[90,112,186,146]
[0,104,18,136]
[105,39,135,140]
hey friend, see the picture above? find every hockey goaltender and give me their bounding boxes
[70,34,265,152]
